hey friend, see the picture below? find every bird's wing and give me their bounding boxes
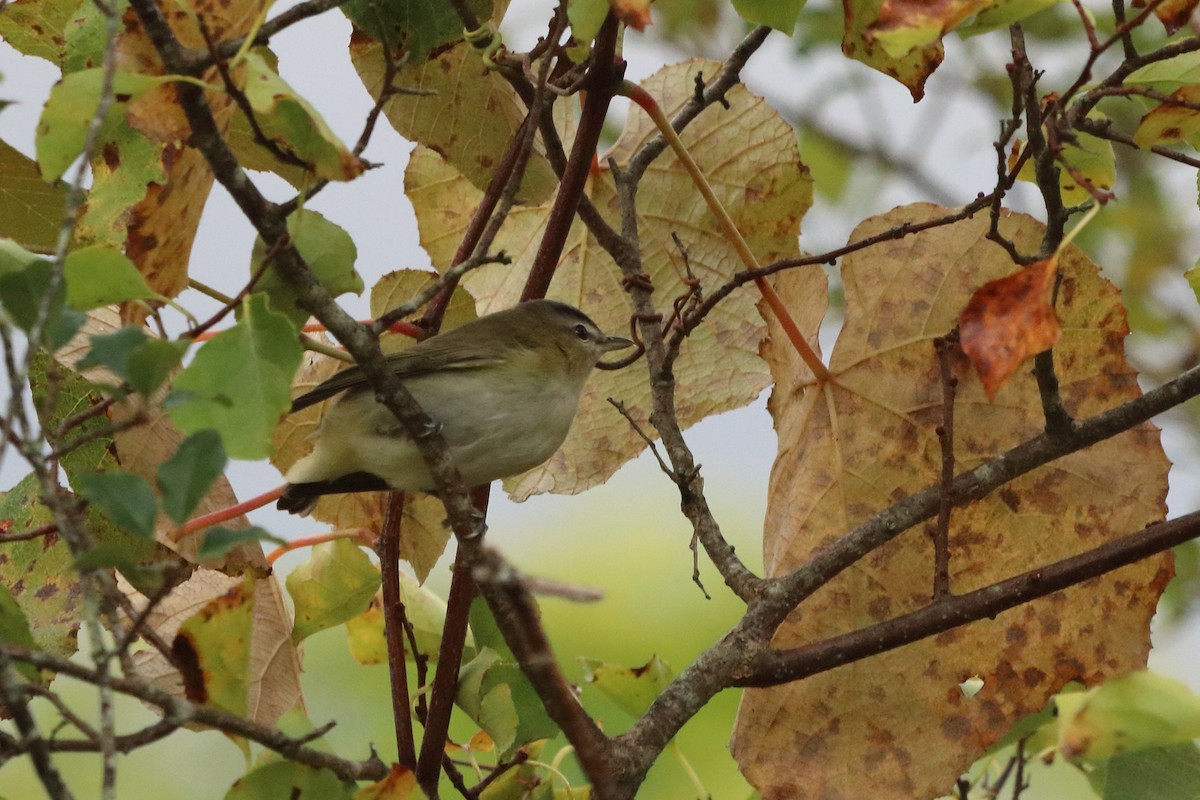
[289,338,505,413]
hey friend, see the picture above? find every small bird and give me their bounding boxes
[277,300,632,514]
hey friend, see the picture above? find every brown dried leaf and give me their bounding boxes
[407,58,812,499]
[732,204,1170,800]
[959,254,1060,399]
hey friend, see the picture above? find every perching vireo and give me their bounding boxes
[277,300,633,514]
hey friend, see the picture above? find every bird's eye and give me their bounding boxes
[573,324,590,340]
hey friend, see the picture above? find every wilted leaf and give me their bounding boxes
[0,138,67,253]
[407,58,811,499]
[611,0,652,30]
[1056,671,1200,763]
[287,539,381,643]
[172,576,255,715]
[349,37,557,204]
[169,294,303,460]
[732,205,1170,800]
[959,254,1060,398]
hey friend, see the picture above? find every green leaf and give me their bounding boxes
[459,599,559,757]
[286,539,381,643]
[730,0,804,33]
[127,338,187,395]
[1056,671,1200,763]
[0,138,68,253]
[64,244,159,309]
[76,327,187,395]
[342,0,494,59]
[1127,52,1200,93]
[0,582,39,681]
[236,52,364,182]
[567,0,610,42]
[0,256,84,347]
[250,209,362,329]
[75,470,158,539]
[167,294,303,459]
[580,655,674,718]
[1096,743,1200,800]
[346,571,456,665]
[224,761,351,800]
[156,430,227,525]
[35,69,164,182]
[197,526,286,560]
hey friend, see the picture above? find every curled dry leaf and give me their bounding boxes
[406,58,811,499]
[732,204,1170,800]
[959,254,1060,399]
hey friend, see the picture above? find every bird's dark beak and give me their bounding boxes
[600,335,634,352]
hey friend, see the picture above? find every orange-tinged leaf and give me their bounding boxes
[960,254,1060,399]
[1135,0,1200,34]
[407,58,812,499]
[732,204,1170,800]
[611,0,653,30]
[354,765,420,800]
